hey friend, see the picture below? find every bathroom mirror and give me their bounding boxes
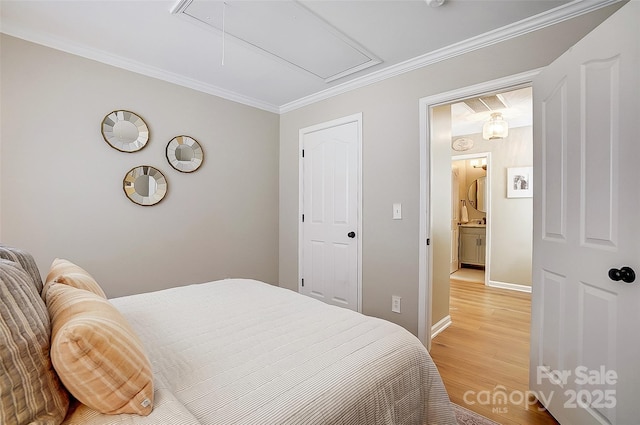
[101,110,149,152]
[123,166,167,206]
[166,135,204,173]
[467,176,487,213]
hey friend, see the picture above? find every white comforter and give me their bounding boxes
[62,279,456,425]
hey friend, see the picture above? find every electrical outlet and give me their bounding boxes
[392,295,401,313]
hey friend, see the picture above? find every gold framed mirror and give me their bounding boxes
[101,110,150,152]
[123,166,167,206]
[166,135,204,173]
[467,176,487,213]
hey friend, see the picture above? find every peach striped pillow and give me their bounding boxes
[44,258,107,299]
[45,282,154,416]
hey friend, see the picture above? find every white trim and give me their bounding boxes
[0,22,281,114]
[418,98,430,348]
[488,280,532,293]
[298,113,363,312]
[431,315,452,340]
[0,0,617,114]
[279,0,618,113]
[418,69,540,348]
[170,0,383,84]
[169,0,191,14]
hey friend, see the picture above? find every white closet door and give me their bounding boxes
[300,116,360,311]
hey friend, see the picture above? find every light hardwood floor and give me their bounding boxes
[429,277,560,425]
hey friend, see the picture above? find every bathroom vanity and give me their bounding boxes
[459,224,486,267]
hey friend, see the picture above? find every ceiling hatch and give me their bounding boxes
[463,95,507,113]
[171,0,382,82]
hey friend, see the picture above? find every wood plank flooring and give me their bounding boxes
[429,278,560,425]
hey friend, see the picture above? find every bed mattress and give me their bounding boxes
[62,279,455,424]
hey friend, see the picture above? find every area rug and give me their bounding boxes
[452,403,501,425]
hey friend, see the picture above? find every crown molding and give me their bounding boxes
[278,0,621,113]
[1,0,620,115]
[0,22,281,114]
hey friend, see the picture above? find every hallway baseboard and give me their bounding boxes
[431,315,452,339]
[488,280,532,293]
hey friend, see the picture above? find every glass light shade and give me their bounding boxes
[471,158,487,169]
[482,112,508,140]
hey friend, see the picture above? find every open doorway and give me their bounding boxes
[418,73,536,346]
[451,153,490,287]
[426,85,534,339]
[418,76,543,423]
[445,85,535,295]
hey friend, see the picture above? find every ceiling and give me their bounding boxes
[0,0,622,113]
[451,86,532,137]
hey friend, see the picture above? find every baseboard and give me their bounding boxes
[431,315,452,339]
[488,280,532,293]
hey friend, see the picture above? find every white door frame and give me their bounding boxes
[418,70,539,347]
[298,113,363,312]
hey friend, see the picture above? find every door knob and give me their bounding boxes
[347,231,356,238]
[608,266,636,284]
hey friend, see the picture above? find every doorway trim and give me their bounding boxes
[298,113,363,312]
[418,70,539,347]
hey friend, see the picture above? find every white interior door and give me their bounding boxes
[530,3,639,424]
[299,114,361,311]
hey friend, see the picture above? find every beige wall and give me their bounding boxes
[0,35,280,298]
[488,127,533,287]
[430,105,453,326]
[279,8,616,335]
[454,161,486,223]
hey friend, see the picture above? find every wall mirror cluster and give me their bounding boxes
[101,110,149,153]
[166,135,204,173]
[123,166,168,206]
[101,110,205,206]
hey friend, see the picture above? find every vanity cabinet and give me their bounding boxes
[459,225,486,267]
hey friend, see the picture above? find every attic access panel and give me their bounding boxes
[172,0,381,82]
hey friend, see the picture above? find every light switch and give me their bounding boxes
[393,203,402,220]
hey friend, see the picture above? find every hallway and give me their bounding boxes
[430,279,558,425]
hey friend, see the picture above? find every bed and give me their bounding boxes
[0,244,456,425]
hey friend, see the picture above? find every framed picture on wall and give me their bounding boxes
[507,166,533,198]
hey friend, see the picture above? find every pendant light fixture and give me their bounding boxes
[482,112,508,140]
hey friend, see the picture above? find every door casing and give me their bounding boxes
[418,70,538,347]
[298,113,363,312]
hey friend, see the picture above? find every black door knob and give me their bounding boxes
[608,266,636,284]
[347,231,356,238]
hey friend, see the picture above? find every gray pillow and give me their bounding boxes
[0,244,43,294]
[0,259,69,425]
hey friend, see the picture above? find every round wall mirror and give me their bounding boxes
[166,135,204,173]
[123,166,167,206]
[468,176,487,213]
[101,110,149,152]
